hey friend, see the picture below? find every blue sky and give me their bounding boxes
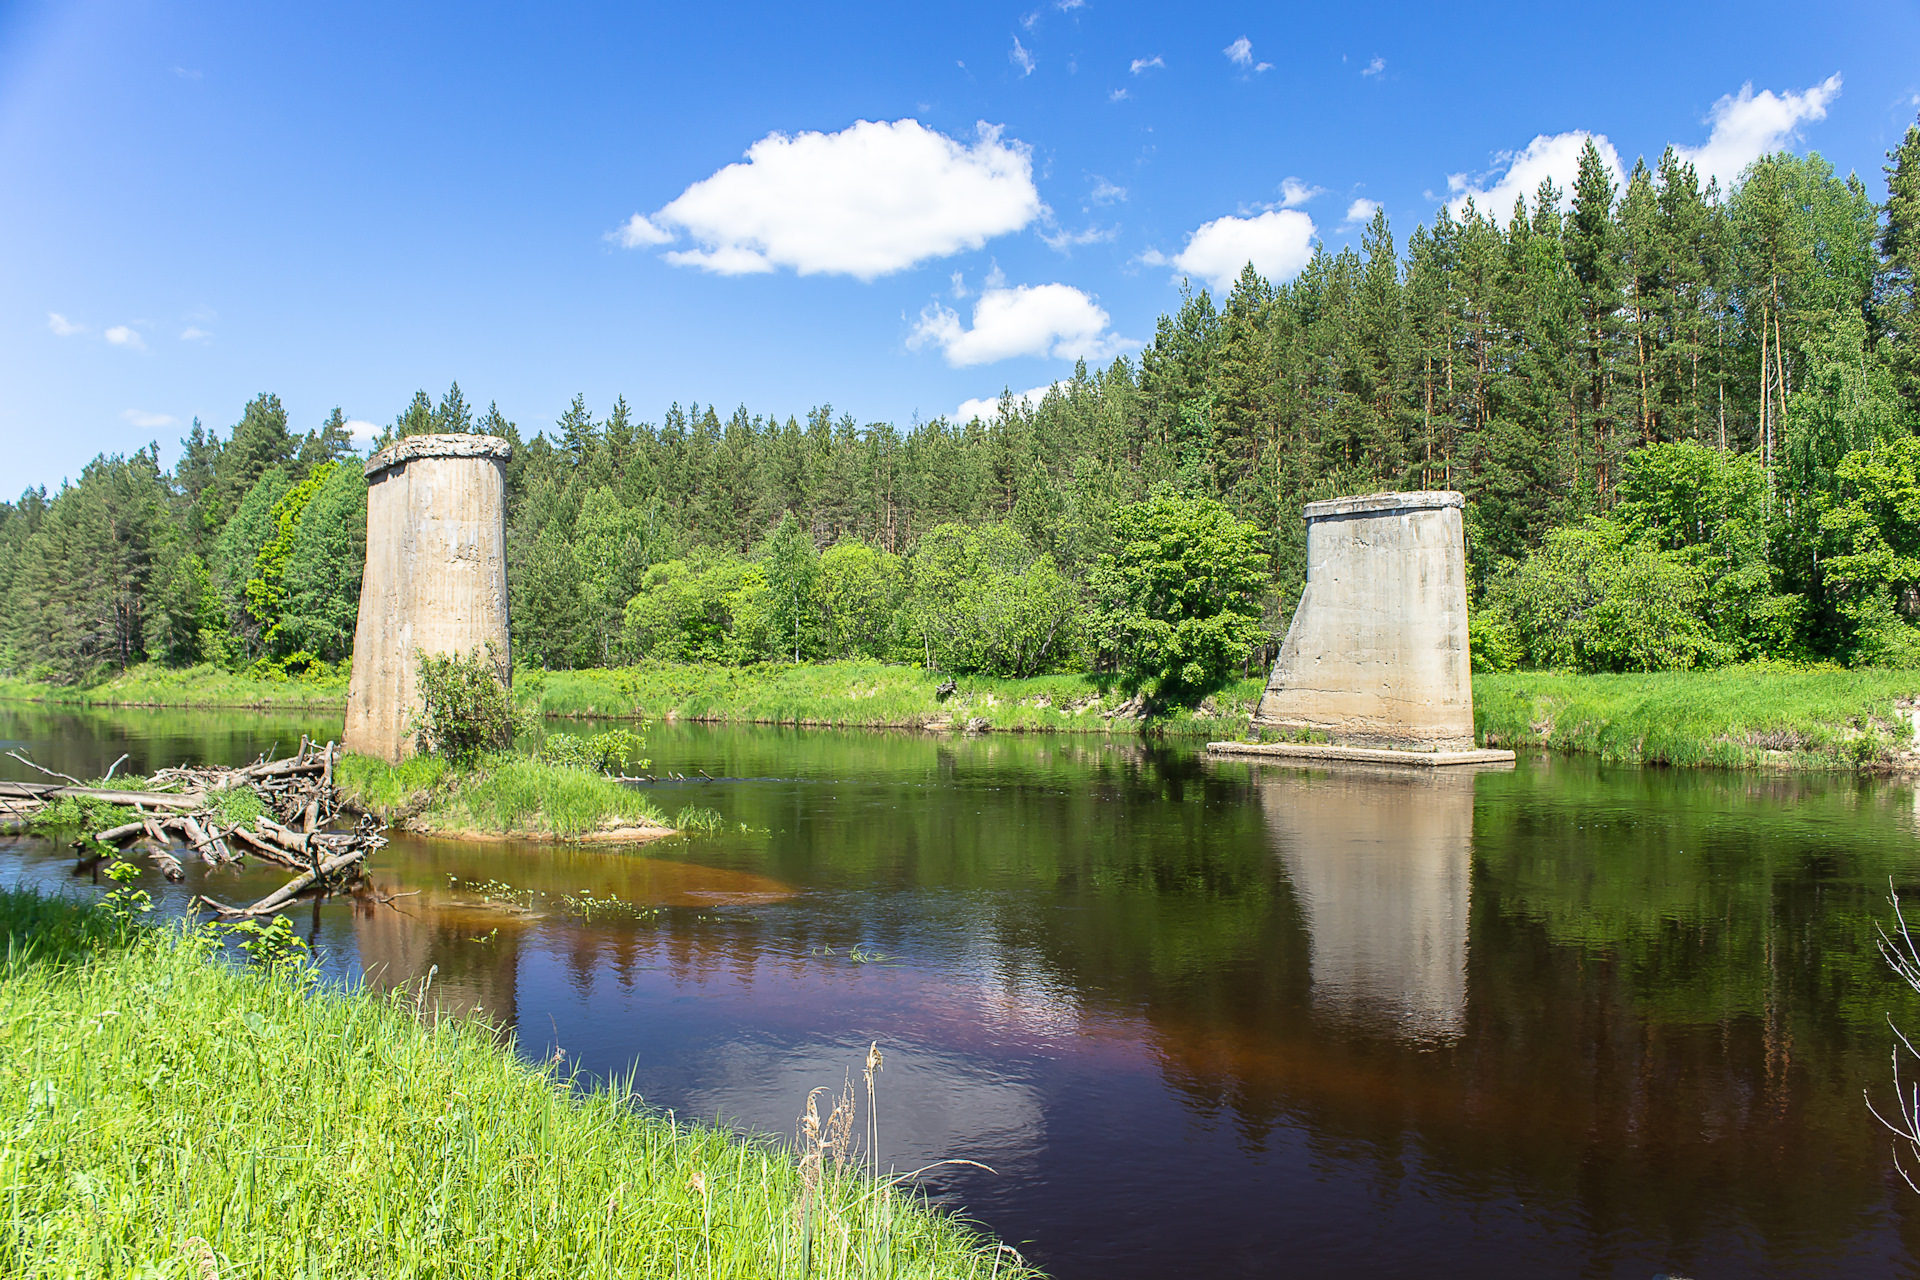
[3,0,1917,489]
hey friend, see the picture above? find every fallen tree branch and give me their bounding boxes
[5,750,83,787]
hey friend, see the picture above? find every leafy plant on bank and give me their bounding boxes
[540,728,648,775]
[413,646,520,766]
[1089,491,1269,700]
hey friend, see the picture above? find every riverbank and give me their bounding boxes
[0,660,1264,736]
[0,662,348,711]
[0,887,1031,1278]
[1473,667,1920,769]
[525,661,1267,736]
[336,751,677,841]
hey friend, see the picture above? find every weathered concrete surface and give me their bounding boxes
[1252,491,1491,754]
[343,433,512,763]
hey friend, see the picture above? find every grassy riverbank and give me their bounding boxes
[1474,667,1920,769]
[525,661,1267,736]
[0,887,1031,1278]
[0,661,348,710]
[337,752,676,841]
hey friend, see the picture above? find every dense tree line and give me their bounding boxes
[5,125,1920,686]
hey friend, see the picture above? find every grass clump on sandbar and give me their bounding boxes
[0,885,1038,1278]
[336,750,671,841]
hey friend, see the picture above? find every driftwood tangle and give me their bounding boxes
[12,739,391,917]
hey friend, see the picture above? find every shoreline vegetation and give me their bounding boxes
[1473,667,1920,770]
[335,752,675,843]
[9,661,1920,773]
[0,887,1035,1278]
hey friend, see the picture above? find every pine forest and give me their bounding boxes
[8,131,1920,692]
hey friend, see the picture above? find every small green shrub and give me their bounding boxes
[541,728,649,775]
[414,646,520,765]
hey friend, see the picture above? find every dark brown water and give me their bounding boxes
[6,703,1920,1277]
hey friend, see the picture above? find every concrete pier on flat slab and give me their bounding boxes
[1213,489,1514,767]
[343,433,513,764]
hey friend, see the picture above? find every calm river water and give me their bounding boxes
[6,703,1920,1278]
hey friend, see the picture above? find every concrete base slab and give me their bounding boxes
[1206,740,1516,767]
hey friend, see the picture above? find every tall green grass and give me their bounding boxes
[526,660,1265,737]
[0,888,1037,1279]
[338,752,667,838]
[422,755,668,837]
[1475,666,1920,768]
[0,661,348,710]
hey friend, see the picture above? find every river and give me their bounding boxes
[4,702,1919,1278]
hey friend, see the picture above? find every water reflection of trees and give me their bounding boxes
[345,729,1920,1261]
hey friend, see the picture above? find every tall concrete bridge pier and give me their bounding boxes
[1213,490,1512,767]
[343,433,513,764]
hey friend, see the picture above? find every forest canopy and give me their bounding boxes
[5,127,1920,691]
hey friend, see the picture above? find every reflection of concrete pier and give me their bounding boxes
[1257,764,1486,1040]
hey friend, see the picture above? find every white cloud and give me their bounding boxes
[612,213,672,247]
[104,325,146,351]
[1362,56,1385,78]
[622,119,1042,281]
[1278,177,1323,208]
[1341,197,1383,228]
[1143,209,1317,292]
[120,409,177,429]
[1446,130,1624,219]
[1441,76,1842,222]
[955,381,1063,423]
[1056,0,1084,10]
[345,419,381,446]
[47,312,85,336]
[1039,223,1114,252]
[1130,55,1164,75]
[1225,37,1253,68]
[179,326,210,341]
[1109,88,1129,102]
[1010,36,1035,76]
[910,283,1128,366]
[1675,74,1842,193]
[1090,176,1127,204]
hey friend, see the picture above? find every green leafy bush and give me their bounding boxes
[413,646,519,765]
[1088,492,1269,699]
[540,728,648,775]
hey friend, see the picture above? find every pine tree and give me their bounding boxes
[1566,139,1623,499]
[1882,113,1920,418]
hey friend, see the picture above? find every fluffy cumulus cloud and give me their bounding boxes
[1676,74,1842,193]
[1129,55,1163,75]
[46,312,85,336]
[1447,130,1625,219]
[1278,177,1323,208]
[910,283,1127,367]
[1143,209,1316,293]
[954,381,1063,424]
[1342,197,1383,227]
[616,120,1042,280]
[121,409,177,429]
[345,419,381,446]
[103,325,146,351]
[1362,56,1386,78]
[1443,76,1842,220]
